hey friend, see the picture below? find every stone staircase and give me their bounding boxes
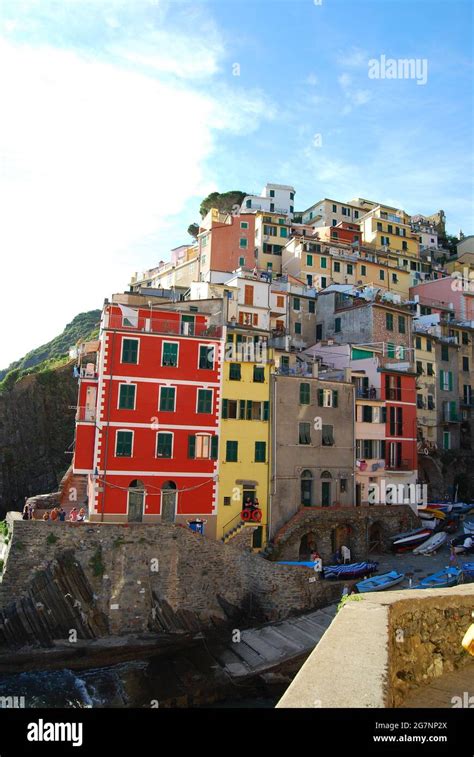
[209,603,338,679]
[59,467,88,513]
[222,520,245,544]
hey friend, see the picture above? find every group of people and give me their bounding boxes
[22,502,87,523]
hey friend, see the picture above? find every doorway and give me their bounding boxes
[128,480,145,522]
[161,481,177,523]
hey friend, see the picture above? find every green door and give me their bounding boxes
[321,482,331,508]
[128,490,144,522]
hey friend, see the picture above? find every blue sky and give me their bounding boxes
[0,0,473,366]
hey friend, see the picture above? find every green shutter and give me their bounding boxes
[188,435,196,459]
[300,383,310,404]
[211,436,218,459]
[222,399,228,419]
[246,400,252,420]
[450,401,456,421]
[332,390,338,407]
[263,401,269,421]
[116,431,132,456]
[439,370,444,390]
[157,433,172,458]
[239,400,246,419]
[255,442,266,462]
[122,339,138,364]
[198,389,212,413]
[448,371,453,391]
[119,384,135,409]
[318,388,323,406]
[163,342,178,366]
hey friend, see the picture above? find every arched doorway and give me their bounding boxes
[128,480,145,522]
[299,531,318,559]
[369,522,384,554]
[301,470,313,507]
[331,524,351,554]
[161,481,177,523]
[321,471,332,507]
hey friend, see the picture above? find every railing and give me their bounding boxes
[275,366,314,377]
[107,314,222,338]
[460,396,474,407]
[442,410,460,423]
[221,511,244,539]
[72,406,96,423]
[356,388,382,400]
[385,459,412,471]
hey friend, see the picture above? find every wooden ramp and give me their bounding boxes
[210,604,338,679]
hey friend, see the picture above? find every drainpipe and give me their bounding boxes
[100,310,117,522]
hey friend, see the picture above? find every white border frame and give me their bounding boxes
[196,387,214,414]
[120,336,140,365]
[161,340,180,367]
[115,429,134,457]
[156,430,174,459]
[158,385,176,413]
[117,382,137,410]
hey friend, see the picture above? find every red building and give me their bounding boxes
[381,368,418,474]
[73,300,223,533]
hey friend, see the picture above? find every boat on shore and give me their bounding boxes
[413,567,461,589]
[356,571,404,593]
[461,562,474,579]
[463,518,474,535]
[391,527,432,552]
[451,534,474,554]
[323,561,378,580]
[412,531,447,555]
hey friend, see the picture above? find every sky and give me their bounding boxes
[0,0,473,368]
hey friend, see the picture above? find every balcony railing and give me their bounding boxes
[275,365,314,377]
[460,396,474,407]
[107,315,222,338]
[385,459,412,471]
[356,388,382,400]
[73,406,96,423]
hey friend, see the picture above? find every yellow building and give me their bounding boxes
[358,204,420,258]
[254,210,291,275]
[217,327,272,549]
[413,330,438,450]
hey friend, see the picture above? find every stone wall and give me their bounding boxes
[270,505,419,563]
[0,514,342,649]
[277,585,474,708]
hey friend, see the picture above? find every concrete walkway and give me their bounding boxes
[400,661,474,708]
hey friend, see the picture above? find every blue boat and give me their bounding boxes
[356,571,405,593]
[461,562,474,579]
[323,561,378,580]
[277,560,317,569]
[413,567,461,589]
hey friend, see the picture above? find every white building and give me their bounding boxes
[241,183,296,218]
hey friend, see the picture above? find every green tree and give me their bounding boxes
[199,190,247,219]
[187,223,200,239]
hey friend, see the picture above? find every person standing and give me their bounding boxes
[58,507,66,523]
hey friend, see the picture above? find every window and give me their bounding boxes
[121,338,139,364]
[269,189,275,197]
[255,442,266,462]
[289,206,294,214]
[306,254,313,266]
[300,382,310,404]
[270,203,274,212]
[361,265,367,276]
[263,225,277,236]
[222,399,237,419]
[293,297,300,311]
[224,496,231,507]
[116,430,133,457]
[244,285,254,305]
[427,395,435,410]
[440,370,453,391]
[239,238,248,249]
[332,204,337,213]
[280,227,288,238]
[316,324,323,340]
[276,295,285,308]
[379,269,385,280]
[246,199,251,208]
[322,424,334,446]
[229,363,241,381]
[191,434,218,459]
[159,386,176,412]
[295,322,302,334]
[118,384,136,410]
[462,332,469,345]
[377,222,383,231]
[335,317,341,333]
[290,192,294,201]
[239,256,245,266]
[332,219,337,226]
[416,361,423,375]
[347,264,353,275]
[427,362,434,376]
[253,366,265,382]
[157,433,172,458]
[398,316,406,334]
[162,342,178,367]
[426,339,432,352]
[309,299,315,314]
[354,210,359,219]
[392,274,398,283]
[381,236,390,246]
[443,431,451,450]
[463,356,470,372]
[299,422,311,444]
[240,221,249,229]
[197,389,212,413]
[321,257,327,269]
[402,241,408,251]
[321,276,327,288]
[441,345,449,361]
[334,261,341,273]
[226,441,238,462]
[386,313,394,331]
[415,336,422,350]
[362,405,373,422]
[416,394,424,409]
[306,274,313,287]
[199,345,214,370]
[387,224,393,234]
[318,388,338,407]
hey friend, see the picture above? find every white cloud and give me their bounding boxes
[0,37,272,365]
[337,47,368,69]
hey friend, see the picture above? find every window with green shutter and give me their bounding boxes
[253,366,265,383]
[299,422,311,444]
[398,316,406,334]
[441,344,449,361]
[157,433,172,458]
[335,317,341,333]
[239,399,246,419]
[159,387,175,411]
[387,343,395,358]
[116,430,133,457]
[295,322,302,334]
[188,435,196,458]
[222,399,229,418]
[197,389,212,413]
[121,338,139,364]
[263,401,269,421]
[415,336,421,350]
[386,313,393,331]
[306,254,313,266]
[255,442,266,462]
[309,300,315,313]
[334,261,341,273]
[162,342,178,367]
[226,441,238,462]
[361,265,367,276]
[293,297,300,311]
[199,344,214,369]
[246,400,252,420]
[300,382,310,404]
[211,435,218,460]
[317,388,324,406]
[321,257,327,269]
[119,384,136,409]
[229,363,241,380]
[332,390,338,407]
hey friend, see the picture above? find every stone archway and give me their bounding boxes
[161,481,177,523]
[128,479,145,522]
[331,523,352,555]
[298,531,318,559]
[368,521,384,554]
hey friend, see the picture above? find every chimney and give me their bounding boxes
[312,361,319,378]
[344,367,352,383]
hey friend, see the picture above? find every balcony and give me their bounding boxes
[275,365,314,378]
[355,388,382,400]
[460,396,474,408]
[107,314,222,338]
[73,406,96,423]
[385,459,412,471]
[442,408,461,423]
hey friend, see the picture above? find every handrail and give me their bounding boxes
[222,511,244,538]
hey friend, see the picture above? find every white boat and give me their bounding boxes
[413,531,447,555]
[463,518,474,535]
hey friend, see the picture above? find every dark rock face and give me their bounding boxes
[0,365,77,517]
